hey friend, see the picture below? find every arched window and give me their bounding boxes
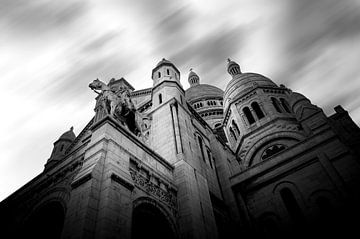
[229,127,237,141]
[232,120,240,136]
[243,107,255,124]
[214,123,221,128]
[167,69,170,75]
[23,201,65,239]
[60,144,64,152]
[158,72,161,78]
[206,149,213,168]
[251,102,265,119]
[198,136,206,162]
[280,188,304,223]
[159,94,162,104]
[280,98,291,113]
[271,97,282,113]
[261,144,286,160]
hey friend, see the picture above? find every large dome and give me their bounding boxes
[224,72,277,111]
[185,84,224,102]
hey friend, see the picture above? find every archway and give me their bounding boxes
[132,202,176,239]
[23,201,65,239]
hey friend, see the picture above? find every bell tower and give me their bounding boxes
[151,58,184,109]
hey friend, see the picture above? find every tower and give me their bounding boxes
[151,58,184,109]
[223,59,300,166]
[45,127,76,169]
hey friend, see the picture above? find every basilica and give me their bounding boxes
[1,58,360,238]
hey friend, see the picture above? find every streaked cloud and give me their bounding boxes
[0,0,359,201]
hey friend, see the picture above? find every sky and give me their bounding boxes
[1,0,360,201]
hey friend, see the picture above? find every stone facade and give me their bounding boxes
[1,58,360,238]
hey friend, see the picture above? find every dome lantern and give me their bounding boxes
[227,58,241,77]
[188,68,200,87]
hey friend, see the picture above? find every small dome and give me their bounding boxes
[224,72,277,111]
[185,84,224,102]
[58,127,76,142]
[289,92,310,105]
[156,58,172,67]
[289,91,312,111]
[188,69,200,87]
[227,58,241,76]
[152,58,180,77]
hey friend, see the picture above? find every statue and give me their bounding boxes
[89,79,123,116]
[89,78,146,137]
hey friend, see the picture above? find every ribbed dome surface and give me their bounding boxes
[224,73,277,111]
[185,84,224,102]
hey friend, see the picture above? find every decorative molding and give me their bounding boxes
[71,172,92,189]
[129,168,177,209]
[111,173,134,190]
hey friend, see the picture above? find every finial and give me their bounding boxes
[227,58,231,63]
[162,58,166,60]
[189,68,193,72]
[70,126,74,131]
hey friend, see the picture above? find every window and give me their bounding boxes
[229,127,237,141]
[180,95,183,104]
[251,102,265,119]
[207,149,213,168]
[159,94,162,104]
[261,144,286,160]
[60,144,64,152]
[232,120,240,136]
[271,97,282,113]
[243,107,255,124]
[280,188,304,223]
[158,72,161,78]
[198,136,206,162]
[167,69,170,75]
[280,98,291,113]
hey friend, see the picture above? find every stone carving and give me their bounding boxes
[129,168,177,209]
[89,78,149,137]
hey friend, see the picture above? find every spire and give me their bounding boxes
[188,68,200,87]
[227,58,241,77]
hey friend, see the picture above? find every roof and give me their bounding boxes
[152,58,180,76]
[224,72,277,112]
[185,84,224,102]
[58,127,76,142]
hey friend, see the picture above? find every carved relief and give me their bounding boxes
[129,160,177,209]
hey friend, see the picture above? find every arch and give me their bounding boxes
[197,135,206,162]
[23,200,66,239]
[229,127,237,141]
[132,197,177,239]
[273,181,306,225]
[232,120,240,136]
[280,188,304,223]
[261,144,287,160]
[243,107,255,124]
[251,102,265,119]
[214,122,222,128]
[243,131,306,167]
[271,97,282,113]
[280,98,291,113]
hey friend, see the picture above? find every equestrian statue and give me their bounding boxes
[89,78,146,137]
